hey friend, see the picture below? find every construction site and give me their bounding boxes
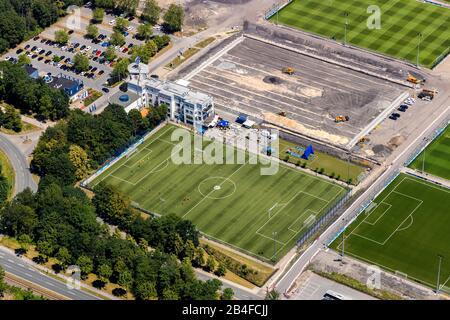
[171,21,427,157]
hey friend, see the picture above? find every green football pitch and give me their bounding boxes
[409,125,450,180]
[330,173,450,292]
[90,124,346,262]
[271,0,450,68]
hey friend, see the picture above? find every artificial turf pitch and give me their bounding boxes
[409,125,450,181]
[271,0,450,68]
[330,173,450,292]
[90,124,346,262]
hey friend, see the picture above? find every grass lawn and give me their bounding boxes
[409,124,450,180]
[272,0,450,68]
[90,124,347,262]
[278,139,367,185]
[330,173,450,292]
[166,47,200,70]
[0,149,14,199]
[83,89,103,107]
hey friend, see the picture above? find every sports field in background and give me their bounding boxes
[271,0,450,68]
[409,125,450,180]
[330,173,450,292]
[90,124,346,262]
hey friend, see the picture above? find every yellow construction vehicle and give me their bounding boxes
[406,75,425,85]
[282,67,295,75]
[335,115,349,123]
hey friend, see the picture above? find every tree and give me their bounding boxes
[130,40,157,64]
[110,31,125,46]
[193,247,206,268]
[141,0,160,25]
[104,46,117,61]
[17,54,31,66]
[97,263,113,283]
[128,109,149,135]
[0,104,22,132]
[92,183,133,226]
[0,174,9,206]
[163,4,184,33]
[153,34,170,50]
[86,24,99,39]
[54,30,69,45]
[111,58,129,82]
[0,267,7,297]
[114,17,129,33]
[221,288,234,300]
[0,202,37,237]
[135,281,158,300]
[205,255,217,273]
[73,53,89,72]
[76,255,93,279]
[68,144,90,180]
[55,247,71,268]
[265,289,280,300]
[92,8,104,24]
[136,23,153,41]
[214,263,226,277]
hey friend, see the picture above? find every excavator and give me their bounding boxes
[282,67,295,75]
[335,115,349,123]
[406,75,425,85]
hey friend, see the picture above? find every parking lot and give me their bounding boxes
[186,37,408,147]
[2,5,170,92]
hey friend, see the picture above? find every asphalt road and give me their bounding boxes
[275,102,450,296]
[0,247,100,300]
[0,134,38,196]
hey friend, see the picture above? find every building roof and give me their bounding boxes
[134,78,212,105]
[49,75,79,91]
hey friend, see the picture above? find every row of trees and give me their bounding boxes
[0,182,230,299]
[0,104,22,133]
[0,62,70,121]
[31,104,167,186]
[93,0,184,33]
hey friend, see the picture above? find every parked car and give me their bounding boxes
[25,44,30,49]
[33,36,40,41]
[40,38,46,43]
[109,19,115,25]
[16,48,23,54]
[38,56,44,61]
[45,50,52,56]
[31,54,38,59]
[31,46,37,51]
[98,70,105,75]
[102,87,110,93]
[39,49,45,55]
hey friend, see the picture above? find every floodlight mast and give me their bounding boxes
[436,255,443,294]
[344,12,349,46]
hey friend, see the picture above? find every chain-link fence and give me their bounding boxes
[264,0,293,20]
[296,190,352,248]
[404,120,449,167]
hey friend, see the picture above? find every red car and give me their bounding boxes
[122,47,128,53]
[96,50,102,56]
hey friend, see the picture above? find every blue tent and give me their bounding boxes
[301,144,314,160]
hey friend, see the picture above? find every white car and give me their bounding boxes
[27,52,33,57]
[61,46,67,51]
[85,46,91,51]
[4,56,11,61]
[109,19,116,25]
[37,47,42,52]
[127,26,134,31]
[153,25,161,30]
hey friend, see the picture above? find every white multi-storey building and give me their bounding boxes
[125,63,214,126]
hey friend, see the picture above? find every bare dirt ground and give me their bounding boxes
[185,37,406,147]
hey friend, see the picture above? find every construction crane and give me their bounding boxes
[282,67,295,75]
[335,115,349,123]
